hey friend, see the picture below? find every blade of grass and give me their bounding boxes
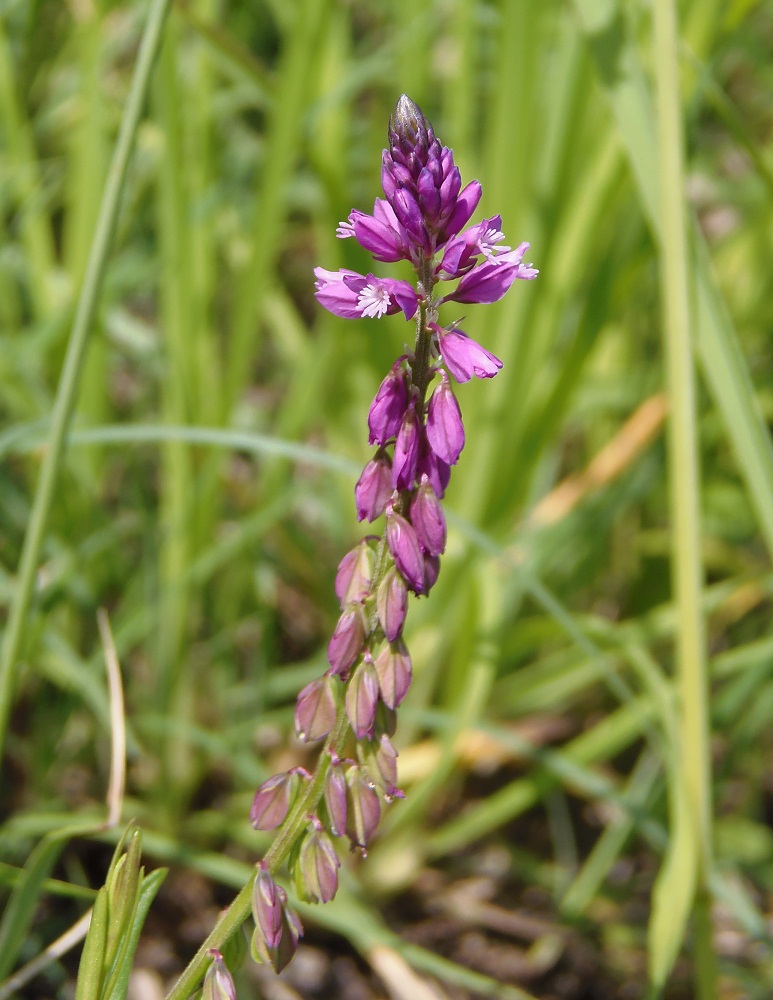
[650,0,714,994]
[0,0,173,763]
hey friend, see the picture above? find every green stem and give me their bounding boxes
[653,0,715,996]
[164,706,350,1000]
[412,259,439,404]
[0,0,173,762]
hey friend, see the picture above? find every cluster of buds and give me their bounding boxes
[247,95,537,975]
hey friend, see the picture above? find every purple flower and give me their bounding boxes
[386,507,425,593]
[314,268,418,320]
[338,199,410,263]
[410,475,446,556]
[376,566,408,641]
[423,552,440,593]
[355,455,393,522]
[432,324,503,383]
[327,605,367,675]
[368,362,409,445]
[442,243,537,305]
[251,770,309,831]
[251,870,303,974]
[438,214,510,277]
[345,765,381,851]
[295,675,337,742]
[324,754,348,837]
[357,733,400,797]
[426,374,465,465]
[345,656,380,740]
[417,432,451,499]
[203,950,237,1000]
[391,403,420,490]
[252,864,283,950]
[335,540,375,606]
[296,817,341,904]
[374,639,412,709]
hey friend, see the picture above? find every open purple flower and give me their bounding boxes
[314,269,418,320]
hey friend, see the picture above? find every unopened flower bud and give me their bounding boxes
[335,540,375,606]
[376,565,408,641]
[368,363,409,445]
[345,655,380,740]
[250,770,305,831]
[328,605,367,675]
[423,552,440,593]
[374,639,412,709]
[293,816,341,904]
[386,508,425,593]
[251,870,303,974]
[410,475,446,556]
[391,403,420,491]
[418,431,452,499]
[357,733,399,796]
[294,675,337,742]
[355,455,393,522]
[375,700,398,738]
[388,95,430,165]
[252,864,283,950]
[437,327,503,382]
[324,755,348,837]
[345,765,381,851]
[203,950,237,1000]
[426,373,465,465]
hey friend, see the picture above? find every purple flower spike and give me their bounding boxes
[368,362,409,445]
[328,605,367,675]
[324,756,348,837]
[436,326,503,383]
[345,765,382,851]
[386,508,425,593]
[345,656,380,740]
[426,374,465,465]
[295,675,337,742]
[410,475,447,556]
[297,818,341,904]
[391,403,420,490]
[374,639,412,709]
[376,565,408,641]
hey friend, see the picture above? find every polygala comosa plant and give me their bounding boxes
[193,93,538,990]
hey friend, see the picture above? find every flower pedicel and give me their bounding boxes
[247,94,537,973]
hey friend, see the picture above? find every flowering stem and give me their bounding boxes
[164,705,350,1000]
[410,259,438,409]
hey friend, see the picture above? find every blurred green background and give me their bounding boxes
[2,0,773,997]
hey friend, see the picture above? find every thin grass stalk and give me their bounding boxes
[0,0,173,762]
[652,0,715,995]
